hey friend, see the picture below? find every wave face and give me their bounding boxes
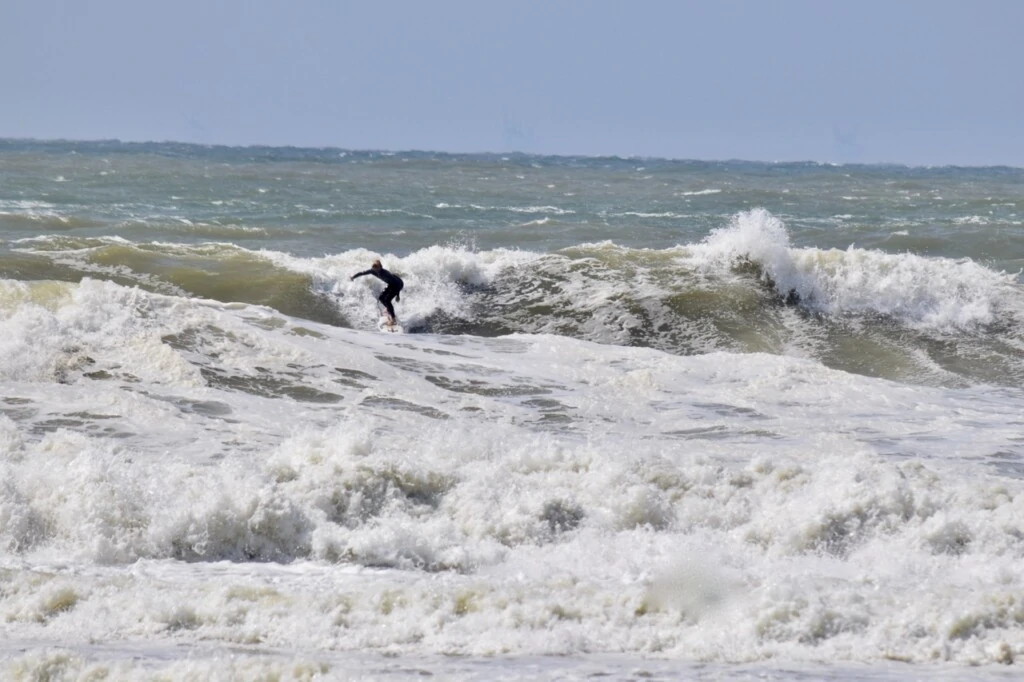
[9,206,1024,388]
[1,141,1024,678]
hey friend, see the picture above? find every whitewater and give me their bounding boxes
[0,140,1022,680]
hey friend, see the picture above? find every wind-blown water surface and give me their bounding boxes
[1,140,1022,679]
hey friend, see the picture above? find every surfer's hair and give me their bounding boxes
[372,259,382,268]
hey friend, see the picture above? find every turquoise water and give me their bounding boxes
[1,140,1023,679]
[3,140,1023,387]
[4,140,1024,259]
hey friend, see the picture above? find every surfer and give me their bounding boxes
[351,259,404,324]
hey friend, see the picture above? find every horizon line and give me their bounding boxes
[2,136,1021,172]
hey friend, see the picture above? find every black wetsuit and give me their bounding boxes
[352,267,404,320]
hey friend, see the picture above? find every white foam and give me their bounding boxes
[459,204,576,215]
[613,211,689,218]
[687,208,1021,330]
[264,243,544,330]
[2,278,1024,672]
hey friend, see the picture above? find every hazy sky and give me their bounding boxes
[3,0,1022,165]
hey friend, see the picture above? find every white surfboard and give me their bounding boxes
[374,301,404,333]
[378,316,404,333]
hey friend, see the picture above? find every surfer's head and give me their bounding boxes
[372,259,382,269]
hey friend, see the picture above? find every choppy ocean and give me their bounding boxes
[1,139,1023,680]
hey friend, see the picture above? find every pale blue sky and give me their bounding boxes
[3,0,1022,165]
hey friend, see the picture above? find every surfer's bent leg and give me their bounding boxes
[379,288,397,321]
